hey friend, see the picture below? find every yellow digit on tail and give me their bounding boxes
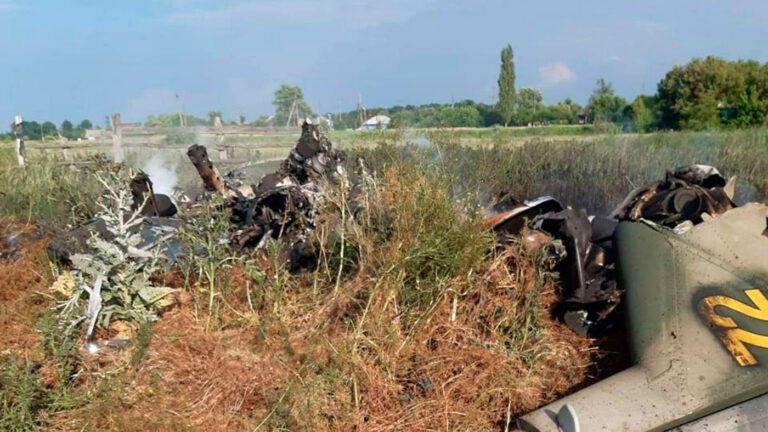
[699,289,768,366]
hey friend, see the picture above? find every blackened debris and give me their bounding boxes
[612,165,734,226]
[228,121,346,256]
[183,121,348,273]
[187,144,229,196]
[488,165,739,337]
[486,196,563,241]
[0,229,42,261]
[130,172,177,217]
[47,216,182,265]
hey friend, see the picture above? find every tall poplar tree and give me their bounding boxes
[497,45,516,126]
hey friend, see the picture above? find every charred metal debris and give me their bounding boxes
[48,121,349,272]
[47,122,757,339]
[185,121,348,271]
[487,164,739,336]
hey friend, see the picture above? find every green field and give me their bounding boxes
[1,127,766,226]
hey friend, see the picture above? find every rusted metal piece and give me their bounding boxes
[612,164,734,226]
[187,144,256,199]
[229,121,346,269]
[485,196,563,235]
[187,144,231,197]
[487,165,746,337]
[487,197,620,336]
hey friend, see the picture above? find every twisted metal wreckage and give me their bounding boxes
[49,122,348,270]
[45,121,768,430]
[49,122,764,339]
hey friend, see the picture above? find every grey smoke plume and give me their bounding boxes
[142,154,178,197]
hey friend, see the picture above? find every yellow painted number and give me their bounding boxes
[699,289,768,366]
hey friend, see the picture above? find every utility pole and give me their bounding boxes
[176,93,185,127]
[13,116,25,167]
[357,94,366,129]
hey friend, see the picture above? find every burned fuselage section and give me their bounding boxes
[508,165,768,431]
[488,165,742,337]
[228,121,346,254]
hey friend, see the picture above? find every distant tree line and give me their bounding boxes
[3,119,93,141]
[223,54,768,131]
[324,97,584,130]
[145,113,208,127]
[657,56,768,130]
[582,56,768,132]
[134,54,768,133]
[15,54,762,139]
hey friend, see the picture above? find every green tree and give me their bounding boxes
[41,121,57,139]
[536,99,582,124]
[77,119,93,130]
[61,120,74,139]
[273,85,313,126]
[627,96,652,132]
[516,87,543,124]
[20,121,42,140]
[681,91,720,130]
[587,79,627,124]
[658,56,768,130]
[497,45,516,126]
[439,106,482,127]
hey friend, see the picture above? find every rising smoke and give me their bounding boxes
[142,154,178,197]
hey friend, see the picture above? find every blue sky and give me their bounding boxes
[2,0,767,125]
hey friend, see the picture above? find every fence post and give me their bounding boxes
[14,115,25,167]
[110,113,123,163]
[62,146,74,163]
[214,116,227,160]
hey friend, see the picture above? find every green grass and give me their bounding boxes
[2,127,767,228]
[0,312,84,431]
[0,358,46,432]
[351,127,768,214]
[0,148,103,226]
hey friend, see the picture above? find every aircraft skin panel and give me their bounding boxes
[669,393,768,431]
[515,204,768,432]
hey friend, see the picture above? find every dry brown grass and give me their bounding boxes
[0,219,53,360]
[99,165,594,431]
[3,164,599,432]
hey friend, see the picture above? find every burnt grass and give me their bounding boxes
[0,128,766,430]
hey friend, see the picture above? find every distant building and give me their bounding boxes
[84,129,106,140]
[576,108,589,124]
[358,115,391,130]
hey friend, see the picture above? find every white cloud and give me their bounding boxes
[538,62,575,86]
[162,0,437,29]
[610,55,623,63]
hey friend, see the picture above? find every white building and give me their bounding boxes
[358,115,391,130]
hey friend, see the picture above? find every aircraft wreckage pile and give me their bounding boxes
[48,121,766,338]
